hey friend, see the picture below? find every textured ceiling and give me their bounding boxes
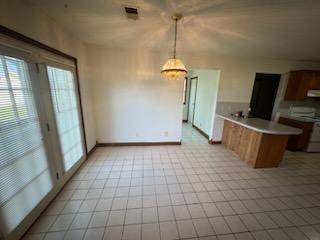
[22,0,320,60]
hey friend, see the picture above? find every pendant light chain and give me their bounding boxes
[160,14,187,80]
[173,17,178,59]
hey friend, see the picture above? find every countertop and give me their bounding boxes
[217,114,302,135]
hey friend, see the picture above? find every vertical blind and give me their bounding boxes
[0,55,53,235]
[47,66,83,171]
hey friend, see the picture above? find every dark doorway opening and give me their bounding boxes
[249,73,281,120]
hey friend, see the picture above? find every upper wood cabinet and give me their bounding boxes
[310,71,320,89]
[284,70,320,100]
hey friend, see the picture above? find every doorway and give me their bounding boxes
[249,73,281,120]
[181,69,220,142]
[188,77,198,124]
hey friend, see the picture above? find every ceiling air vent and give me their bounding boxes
[124,6,139,20]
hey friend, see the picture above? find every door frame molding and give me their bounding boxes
[188,76,198,125]
[184,77,189,122]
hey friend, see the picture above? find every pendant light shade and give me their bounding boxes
[161,14,187,80]
[161,58,187,81]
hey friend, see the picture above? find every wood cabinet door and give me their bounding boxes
[238,128,261,166]
[285,70,320,100]
[222,121,232,147]
[230,124,240,151]
[222,121,243,152]
[285,71,307,100]
[309,71,320,89]
[231,125,243,154]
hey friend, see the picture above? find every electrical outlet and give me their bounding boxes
[164,131,168,137]
[136,132,139,137]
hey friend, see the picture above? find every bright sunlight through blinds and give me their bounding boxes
[0,55,53,235]
[47,66,83,171]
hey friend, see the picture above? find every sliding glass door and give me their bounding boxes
[46,65,84,172]
[0,54,54,236]
[0,42,86,239]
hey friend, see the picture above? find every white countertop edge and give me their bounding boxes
[217,114,302,135]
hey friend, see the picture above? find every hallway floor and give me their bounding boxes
[181,123,209,145]
[24,124,320,240]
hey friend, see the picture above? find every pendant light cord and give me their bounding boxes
[173,17,178,59]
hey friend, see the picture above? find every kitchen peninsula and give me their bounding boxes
[217,114,302,168]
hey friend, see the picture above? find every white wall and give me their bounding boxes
[189,69,220,138]
[0,0,96,151]
[86,46,184,143]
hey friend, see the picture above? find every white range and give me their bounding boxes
[289,107,320,152]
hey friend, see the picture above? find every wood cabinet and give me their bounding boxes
[278,117,313,150]
[310,72,320,89]
[284,70,320,100]
[222,121,243,153]
[222,120,288,168]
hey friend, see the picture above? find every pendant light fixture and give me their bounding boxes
[161,14,187,80]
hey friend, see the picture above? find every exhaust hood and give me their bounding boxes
[307,90,320,97]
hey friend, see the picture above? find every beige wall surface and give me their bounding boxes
[86,44,320,142]
[86,46,184,143]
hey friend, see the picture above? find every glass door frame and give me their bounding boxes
[0,44,61,240]
[38,56,87,186]
[0,44,60,186]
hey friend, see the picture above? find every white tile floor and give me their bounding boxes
[24,123,320,240]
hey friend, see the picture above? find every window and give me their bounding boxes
[0,54,53,235]
[183,77,187,104]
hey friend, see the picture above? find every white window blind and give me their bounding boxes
[47,66,83,171]
[0,55,53,236]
